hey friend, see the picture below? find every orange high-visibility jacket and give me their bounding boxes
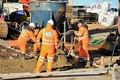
[17,29,35,46]
[78,26,90,60]
[78,27,89,43]
[37,24,58,53]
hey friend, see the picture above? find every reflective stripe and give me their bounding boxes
[47,56,54,62]
[42,42,54,45]
[42,38,53,42]
[21,33,30,41]
[79,33,87,36]
[81,31,88,39]
[48,59,53,62]
[81,36,87,39]
[84,33,87,35]
[36,43,40,46]
[42,29,55,45]
[78,32,88,40]
[36,40,40,43]
[40,56,45,59]
[55,43,57,46]
[42,38,54,45]
[21,52,25,54]
[21,29,30,41]
[47,56,54,60]
[38,56,45,62]
[39,58,44,62]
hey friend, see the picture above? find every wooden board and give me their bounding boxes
[0,67,117,80]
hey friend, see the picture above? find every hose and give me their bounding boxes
[58,30,75,47]
[58,30,107,47]
[8,21,29,33]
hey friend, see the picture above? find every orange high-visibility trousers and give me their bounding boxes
[17,28,35,53]
[17,40,27,53]
[79,39,89,60]
[34,51,54,73]
[33,43,39,52]
[8,40,27,53]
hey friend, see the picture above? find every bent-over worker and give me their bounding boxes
[8,23,36,60]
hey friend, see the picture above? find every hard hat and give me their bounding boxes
[29,23,35,28]
[47,20,54,25]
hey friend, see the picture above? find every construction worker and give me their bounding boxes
[8,23,36,60]
[74,20,90,68]
[34,20,58,73]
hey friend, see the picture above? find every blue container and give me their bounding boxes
[30,1,66,28]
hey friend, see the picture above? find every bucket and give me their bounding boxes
[30,1,66,28]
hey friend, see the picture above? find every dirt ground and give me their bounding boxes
[0,23,120,74]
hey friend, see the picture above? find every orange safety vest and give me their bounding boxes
[78,27,89,43]
[78,27,90,60]
[37,24,58,53]
[18,29,35,45]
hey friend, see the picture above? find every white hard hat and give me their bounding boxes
[47,20,54,25]
[29,23,35,28]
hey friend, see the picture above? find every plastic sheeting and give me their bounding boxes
[4,3,23,14]
[86,1,118,26]
[99,11,117,26]
[86,1,111,14]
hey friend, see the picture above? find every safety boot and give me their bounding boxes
[85,60,91,68]
[30,51,38,59]
[19,53,25,60]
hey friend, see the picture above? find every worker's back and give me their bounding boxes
[37,24,58,53]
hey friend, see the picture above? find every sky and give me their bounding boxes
[72,0,118,9]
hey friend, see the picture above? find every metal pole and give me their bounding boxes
[50,12,52,20]
[107,36,119,74]
[64,19,66,44]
